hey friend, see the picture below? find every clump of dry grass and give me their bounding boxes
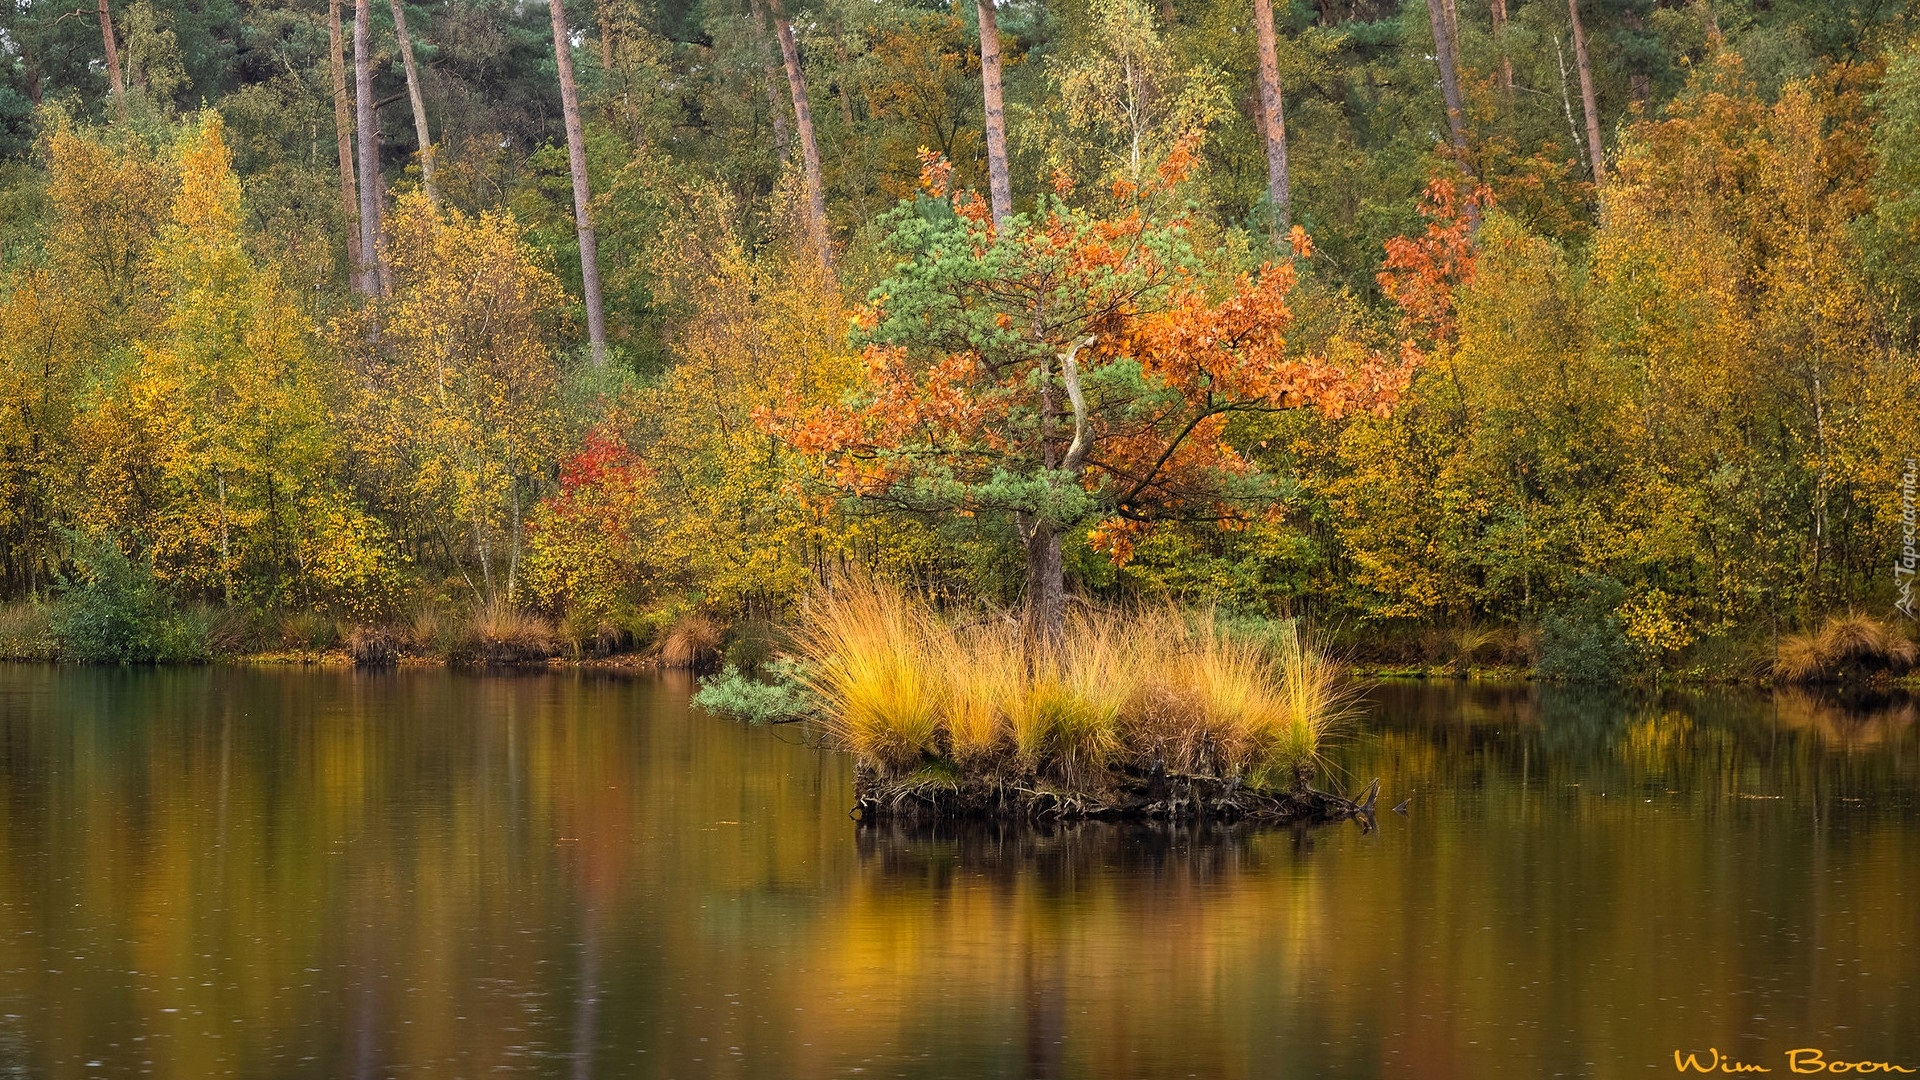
[463,602,557,667]
[0,600,54,661]
[346,625,399,668]
[795,585,940,775]
[278,611,339,651]
[1775,614,1918,683]
[404,604,461,656]
[661,612,723,670]
[795,582,1347,792]
[932,622,1020,768]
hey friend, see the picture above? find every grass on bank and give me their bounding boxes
[786,583,1349,792]
[1775,614,1918,683]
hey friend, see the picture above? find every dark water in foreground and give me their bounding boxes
[0,668,1915,1079]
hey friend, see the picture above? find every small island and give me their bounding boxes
[700,583,1379,826]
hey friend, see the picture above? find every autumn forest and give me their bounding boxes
[0,0,1913,683]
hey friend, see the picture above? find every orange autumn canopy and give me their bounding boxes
[762,144,1418,575]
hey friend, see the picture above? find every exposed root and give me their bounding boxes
[853,761,1381,829]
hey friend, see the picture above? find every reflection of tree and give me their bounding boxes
[2,670,1918,1077]
[1534,684,1638,759]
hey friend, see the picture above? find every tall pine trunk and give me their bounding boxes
[353,0,383,295]
[1251,0,1289,237]
[977,0,1012,225]
[328,0,362,273]
[1023,519,1065,654]
[1623,9,1651,110]
[1692,0,1721,45]
[1569,0,1605,184]
[772,4,834,279]
[749,0,791,159]
[1490,0,1513,91]
[1424,0,1469,159]
[97,0,124,117]
[388,0,437,206]
[548,0,610,365]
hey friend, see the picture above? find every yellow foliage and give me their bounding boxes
[348,193,569,604]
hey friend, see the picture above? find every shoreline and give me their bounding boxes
[0,654,1912,692]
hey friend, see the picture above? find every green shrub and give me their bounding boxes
[49,534,214,664]
[50,536,170,663]
[1535,577,1635,684]
[724,619,781,672]
[693,661,811,724]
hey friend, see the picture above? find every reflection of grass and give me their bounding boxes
[794,583,1347,792]
[1773,690,1917,747]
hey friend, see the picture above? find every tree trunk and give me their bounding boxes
[977,0,1013,225]
[772,5,835,279]
[97,0,124,117]
[328,0,362,273]
[1623,9,1650,109]
[597,0,615,73]
[749,0,791,159]
[1022,518,1065,654]
[548,0,610,365]
[1555,33,1585,165]
[217,470,232,608]
[1569,0,1605,184]
[1490,0,1512,91]
[1440,0,1460,59]
[1251,0,1290,238]
[1692,0,1721,46]
[832,39,856,127]
[1424,0,1469,159]
[353,0,383,295]
[388,0,437,207]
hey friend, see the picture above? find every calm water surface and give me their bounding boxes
[0,667,1915,1079]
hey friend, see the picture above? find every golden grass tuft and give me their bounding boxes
[794,583,1347,792]
[661,612,723,670]
[795,585,941,776]
[405,604,460,656]
[1776,613,1918,682]
[0,600,54,661]
[466,602,557,666]
[933,622,1021,768]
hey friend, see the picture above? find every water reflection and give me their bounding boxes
[0,668,1914,1078]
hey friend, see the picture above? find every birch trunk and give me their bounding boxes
[1569,0,1605,184]
[1251,0,1290,237]
[773,5,835,278]
[977,0,1012,225]
[328,0,362,272]
[548,0,610,364]
[388,0,437,206]
[353,0,383,295]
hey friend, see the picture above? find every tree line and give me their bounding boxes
[0,0,1912,674]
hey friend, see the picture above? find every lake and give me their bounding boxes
[0,667,1914,1078]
